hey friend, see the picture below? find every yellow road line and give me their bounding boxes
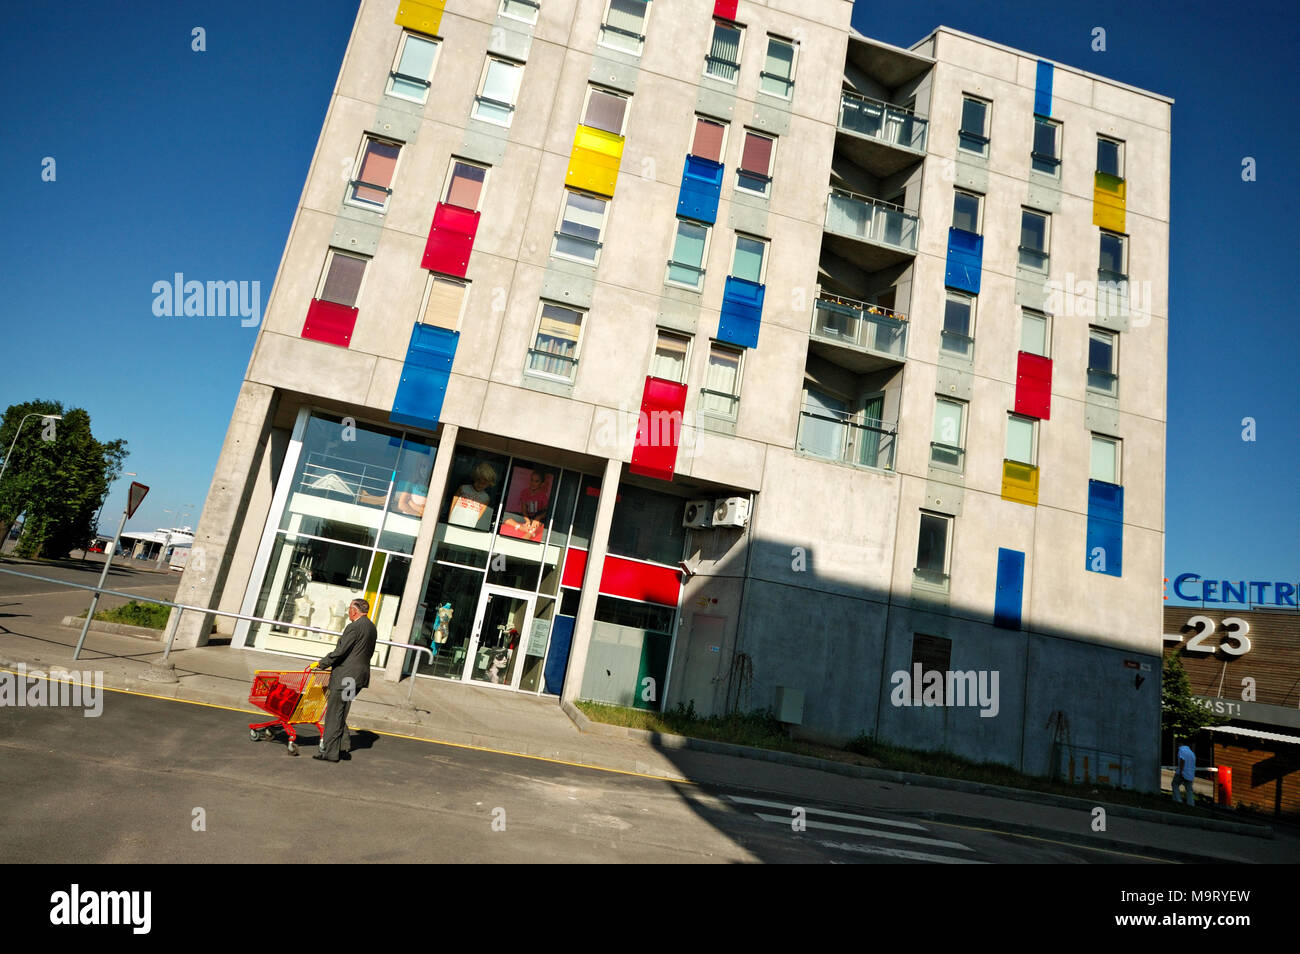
[0,666,693,784]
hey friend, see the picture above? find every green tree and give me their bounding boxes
[1162,651,1227,746]
[0,401,128,559]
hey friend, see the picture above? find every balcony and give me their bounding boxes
[836,90,927,178]
[823,189,919,271]
[796,405,897,472]
[808,294,907,373]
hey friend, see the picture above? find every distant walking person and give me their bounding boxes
[313,598,377,763]
[1172,743,1196,805]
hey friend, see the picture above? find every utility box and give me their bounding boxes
[774,686,804,725]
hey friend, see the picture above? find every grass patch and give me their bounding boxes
[78,600,169,629]
[576,700,1217,816]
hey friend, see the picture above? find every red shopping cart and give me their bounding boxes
[247,667,331,756]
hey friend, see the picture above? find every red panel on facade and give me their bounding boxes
[1014,351,1053,420]
[629,376,688,481]
[561,547,588,589]
[301,298,358,347]
[600,555,682,607]
[421,202,480,277]
[713,0,739,21]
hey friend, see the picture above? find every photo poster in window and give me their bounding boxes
[447,458,501,531]
[391,440,435,517]
[499,465,557,542]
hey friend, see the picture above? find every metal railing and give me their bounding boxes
[940,329,974,359]
[825,189,919,253]
[525,349,578,381]
[1087,368,1119,396]
[811,294,907,359]
[0,566,433,702]
[838,89,927,152]
[796,408,897,471]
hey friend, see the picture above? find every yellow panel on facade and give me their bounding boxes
[566,125,625,197]
[1001,460,1040,507]
[394,0,445,35]
[1093,172,1126,232]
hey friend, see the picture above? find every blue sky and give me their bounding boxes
[2,0,1296,601]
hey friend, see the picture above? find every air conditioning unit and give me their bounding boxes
[682,499,713,529]
[712,496,750,528]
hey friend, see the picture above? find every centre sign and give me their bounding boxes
[1170,573,1298,607]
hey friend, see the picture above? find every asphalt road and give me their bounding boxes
[0,681,1167,864]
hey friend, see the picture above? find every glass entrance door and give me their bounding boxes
[466,586,535,688]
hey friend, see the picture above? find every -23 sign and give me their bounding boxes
[1164,615,1252,657]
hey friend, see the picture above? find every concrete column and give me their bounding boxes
[560,456,622,704]
[384,424,460,682]
[170,381,278,649]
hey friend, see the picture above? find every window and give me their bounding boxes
[1087,327,1118,396]
[914,511,952,587]
[952,190,982,233]
[599,0,650,55]
[1099,230,1127,278]
[500,0,540,24]
[1097,136,1124,178]
[1020,308,1051,357]
[911,633,953,682]
[736,131,775,196]
[691,116,727,161]
[1005,414,1037,466]
[526,303,584,382]
[667,219,709,289]
[553,190,608,264]
[420,274,470,331]
[959,95,990,155]
[701,343,742,418]
[704,21,743,83]
[1090,434,1120,484]
[1032,117,1061,175]
[317,250,368,308]
[346,137,401,211]
[1019,208,1050,271]
[941,291,974,359]
[582,86,629,135]
[443,159,488,211]
[730,234,767,284]
[387,32,439,104]
[651,330,690,383]
[472,57,523,126]
[930,398,966,470]
[759,35,796,99]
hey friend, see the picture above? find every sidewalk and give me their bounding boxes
[0,569,1292,863]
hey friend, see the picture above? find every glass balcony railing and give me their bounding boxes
[810,295,907,360]
[838,90,928,153]
[796,407,897,471]
[825,189,919,253]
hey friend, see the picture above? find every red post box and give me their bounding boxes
[1216,765,1232,806]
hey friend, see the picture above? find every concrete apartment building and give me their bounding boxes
[174,0,1171,788]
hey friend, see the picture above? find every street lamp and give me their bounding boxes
[0,412,63,488]
[157,505,196,568]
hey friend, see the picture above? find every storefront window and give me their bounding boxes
[434,450,508,567]
[569,474,602,549]
[607,484,686,567]
[377,438,437,553]
[582,595,676,711]
[412,563,485,679]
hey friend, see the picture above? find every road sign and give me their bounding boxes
[126,481,150,518]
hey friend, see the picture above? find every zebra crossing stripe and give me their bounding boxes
[723,794,927,831]
[817,840,988,864]
[753,813,973,851]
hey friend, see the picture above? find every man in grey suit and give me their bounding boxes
[313,598,377,763]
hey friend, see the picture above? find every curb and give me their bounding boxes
[559,702,1273,839]
[59,617,163,640]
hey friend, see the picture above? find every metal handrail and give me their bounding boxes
[815,294,907,323]
[829,187,911,215]
[0,566,433,702]
[839,87,921,118]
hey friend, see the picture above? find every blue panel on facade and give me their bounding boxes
[1086,479,1124,577]
[390,325,458,430]
[1034,60,1054,117]
[994,547,1025,630]
[676,155,724,224]
[543,615,575,695]
[717,276,765,349]
[945,227,983,294]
